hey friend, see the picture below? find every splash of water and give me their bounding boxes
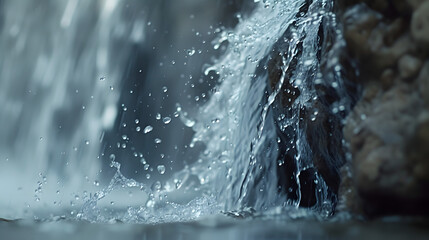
[78,0,354,223]
[176,0,353,215]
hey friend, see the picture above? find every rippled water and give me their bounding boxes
[1,0,355,223]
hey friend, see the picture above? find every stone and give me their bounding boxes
[339,0,429,218]
[380,68,395,89]
[407,0,426,10]
[343,5,415,77]
[343,84,429,215]
[398,54,422,80]
[417,61,429,106]
[407,115,429,182]
[411,1,429,48]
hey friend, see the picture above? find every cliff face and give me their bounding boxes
[338,0,429,216]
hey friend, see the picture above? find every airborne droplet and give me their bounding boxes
[143,125,153,134]
[163,117,171,124]
[157,165,166,174]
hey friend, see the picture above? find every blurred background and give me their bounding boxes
[0,0,254,218]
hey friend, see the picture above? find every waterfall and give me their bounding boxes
[0,0,144,216]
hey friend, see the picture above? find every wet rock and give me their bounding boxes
[411,1,429,48]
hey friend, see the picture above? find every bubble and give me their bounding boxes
[157,165,166,174]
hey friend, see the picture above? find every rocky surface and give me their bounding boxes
[337,0,429,216]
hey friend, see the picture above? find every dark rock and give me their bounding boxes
[338,0,429,217]
[398,54,422,80]
[343,83,429,216]
[411,1,429,48]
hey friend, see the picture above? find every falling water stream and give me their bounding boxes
[1,0,355,224]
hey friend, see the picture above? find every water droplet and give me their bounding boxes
[100,76,106,81]
[110,86,114,91]
[143,125,153,134]
[144,164,150,171]
[135,119,140,124]
[157,165,166,174]
[154,138,162,144]
[151,181,162,191]
[187,49,195,56]
[93,181,99,186]
[136,126,141,132]
[162,86,168,93]
[156,113,161,120]
[163,117,171,124]
[85,140,90,145]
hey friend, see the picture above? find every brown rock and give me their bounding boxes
[398,54,422,80]
[343,83,429,215]
[343,5,415,77]
[339,0,429,217]
[408,115,429,182]
[407,0,426,10]
[417,61,429,106]
[380,68,395,89]
[411,1,429,48]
